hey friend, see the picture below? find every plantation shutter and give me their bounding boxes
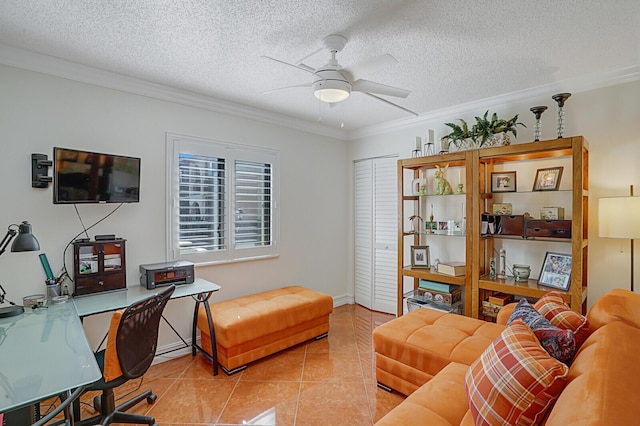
[354,156,398,314]
[234,159,272,249]
[354,160,373,309]
[178,153,226,254]
[372,158,398,314]
[167,133,279,264]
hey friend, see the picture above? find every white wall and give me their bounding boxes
[347,78,640,308]
[0,64,349,350]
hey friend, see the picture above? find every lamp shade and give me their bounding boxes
[11,221,40,252]
[599,197,640,239]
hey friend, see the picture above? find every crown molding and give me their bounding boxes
[346,64,640,140]
[2,43,638,143]
[0,43,347,140]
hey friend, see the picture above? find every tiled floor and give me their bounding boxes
[49,304,405,425]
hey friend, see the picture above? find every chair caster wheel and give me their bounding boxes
[93,395,102,412]
[147,393,157,404]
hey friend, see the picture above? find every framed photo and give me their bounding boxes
[533,166,563,191]
[537,251,572,290]
[410,245,430,268]
[491,171,517,193]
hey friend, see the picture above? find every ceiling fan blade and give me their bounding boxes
[263,82,312,95]
[352,79,411,98]
[342,54,397,81]
[261,56,315,75]
[296,46,324,66]
[363,92,418,117]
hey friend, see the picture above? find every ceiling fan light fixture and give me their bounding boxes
[313,79,351,103]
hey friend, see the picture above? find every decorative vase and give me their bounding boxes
[512,264,531,282]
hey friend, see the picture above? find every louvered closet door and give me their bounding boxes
[354,156,397,314]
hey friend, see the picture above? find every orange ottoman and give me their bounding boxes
[373,308,503,396]
[198,286,333,374]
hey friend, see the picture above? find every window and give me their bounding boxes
[167,133,279,264]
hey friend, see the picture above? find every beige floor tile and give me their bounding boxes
[147,353,196,379]
[302,352,365,383]
[296,382,373,425]
[239,352,305,382]
[305,331,359,354]
[217,380,299,425]
[146,378,238,423]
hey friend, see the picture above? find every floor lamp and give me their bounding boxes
[598,185,640,292]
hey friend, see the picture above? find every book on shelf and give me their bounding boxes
[488,293,514,306]
[419,280,458,293]
[437,261,466,276]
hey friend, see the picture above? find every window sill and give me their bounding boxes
[192,253,280,267]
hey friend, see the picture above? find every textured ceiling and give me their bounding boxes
[1,0,639,132]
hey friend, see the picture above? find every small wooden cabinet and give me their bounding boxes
[73,239,126,296]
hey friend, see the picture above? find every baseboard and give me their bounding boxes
[333,293,354,307]
[152,338,198,365]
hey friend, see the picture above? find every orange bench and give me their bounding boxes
[197,286,333,374]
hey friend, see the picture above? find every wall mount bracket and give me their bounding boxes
[31,153,53,188]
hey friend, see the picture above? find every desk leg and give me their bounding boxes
[32,386,86,426]
[192,292,218,376]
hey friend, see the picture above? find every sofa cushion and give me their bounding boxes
[586,288,640,331]
[373,308,503,395]
[104,309,124,382]
[507,298,575,363]
[376,362,471,426]
[465,320,569,426]
[545,320,640,425]
[534,291,590,348]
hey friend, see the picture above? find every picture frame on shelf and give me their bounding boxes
[533,166,563,191]
[411,245,430,268]
[538,251,572,291]
[490,171,517,193]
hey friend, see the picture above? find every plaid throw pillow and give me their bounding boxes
[534,291,590,349]
[507,298,576,363]
[465,320,569,426]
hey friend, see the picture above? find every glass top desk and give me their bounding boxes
[72,277,221,376]
[72,278,221,317]
[0,301,101,418]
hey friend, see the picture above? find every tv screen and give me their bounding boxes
[53,147,141,204]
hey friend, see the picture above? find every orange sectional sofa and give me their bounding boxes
[197,286,333,374]
[374,289,640,425]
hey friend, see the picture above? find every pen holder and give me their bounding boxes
[46,284,61,299]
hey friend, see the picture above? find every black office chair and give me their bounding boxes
[77,285,175,426]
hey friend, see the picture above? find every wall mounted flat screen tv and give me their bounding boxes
[53,147,141,204]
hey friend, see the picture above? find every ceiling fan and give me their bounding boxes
[262,34,417,116]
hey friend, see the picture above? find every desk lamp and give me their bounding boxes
[0,221,40,318]
[598,186,640,292]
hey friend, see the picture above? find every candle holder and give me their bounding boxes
[552,93,571,138]
[439,138,450,154]
[530,106,548,141]
[423,142,435,156]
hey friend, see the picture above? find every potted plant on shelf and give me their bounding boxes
[442,111,526,150]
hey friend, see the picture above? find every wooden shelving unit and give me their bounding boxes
[397,151,473,316]
[397,136,588,318]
